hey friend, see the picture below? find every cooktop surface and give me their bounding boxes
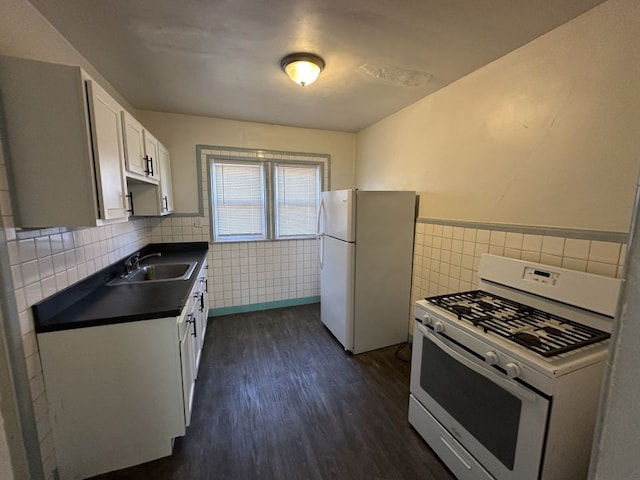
[425,290,610,358]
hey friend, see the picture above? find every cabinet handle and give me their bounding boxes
[205,278,208,293]
[149,157,154,176]
[163,195,168,212]
[143,155,150,175]
[126,192,134,214]
[187,313,196,338]
[199,292,205,312]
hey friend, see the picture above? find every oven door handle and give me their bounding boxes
[420,325,538,403]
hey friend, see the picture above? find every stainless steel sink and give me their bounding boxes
[108,262,197,285]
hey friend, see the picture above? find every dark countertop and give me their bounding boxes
[33,242,209,333]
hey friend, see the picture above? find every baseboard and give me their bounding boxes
[209,296,320,317]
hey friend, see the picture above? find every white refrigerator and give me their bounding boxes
[318,189,416,354]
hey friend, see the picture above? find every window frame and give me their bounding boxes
[208,151,327,243]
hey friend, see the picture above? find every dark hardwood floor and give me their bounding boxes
[91,304,454,480]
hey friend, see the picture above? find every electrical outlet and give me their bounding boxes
[194,217,203,228]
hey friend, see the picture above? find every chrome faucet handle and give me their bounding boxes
[124,252,141,275]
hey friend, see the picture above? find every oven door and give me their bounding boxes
[410,321,550,480]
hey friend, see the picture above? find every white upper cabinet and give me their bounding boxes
[122,111,159,184]
[143,130,160,183]
[122,111,147,177]
[0,56,129,228]
[86,80,130,222]
[126,141,174,216]
[158,143,174,214]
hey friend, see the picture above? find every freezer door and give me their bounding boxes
[320,235,355,350]
[321,189,355,242]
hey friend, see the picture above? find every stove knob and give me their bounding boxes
[421,314,432,326]
[484,351,499,365]
[505,362,522,379]
[433,321,445,333]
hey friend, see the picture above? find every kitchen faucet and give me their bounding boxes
[123,252,162,276]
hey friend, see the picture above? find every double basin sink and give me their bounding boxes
[108,261,197,286]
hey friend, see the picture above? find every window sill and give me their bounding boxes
[211,235,318,244]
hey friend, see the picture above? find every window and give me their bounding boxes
[274,163,320,238]
[208,150,326,242]
[212,161,266,241]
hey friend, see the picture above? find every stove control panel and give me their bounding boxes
[523,266,559,286]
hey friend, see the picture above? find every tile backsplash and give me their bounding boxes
[149,216,319,310]
[411,221,627,309]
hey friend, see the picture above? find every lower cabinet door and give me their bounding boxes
[180,313,196,427]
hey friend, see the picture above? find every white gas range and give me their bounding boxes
[409,254,622,480]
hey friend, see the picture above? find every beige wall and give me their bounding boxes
[136,111,356,213]
[355,0,640,233]
[354,1,640,478]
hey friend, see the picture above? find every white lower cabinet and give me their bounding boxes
[38,260,210,480]
[179,305,197,428]
[193,260,209,371]
[38,318,185,480]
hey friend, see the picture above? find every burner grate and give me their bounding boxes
[425,290,610,357]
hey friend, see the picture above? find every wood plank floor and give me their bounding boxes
[91,304,454,480]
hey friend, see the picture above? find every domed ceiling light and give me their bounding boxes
[280,53,325,87]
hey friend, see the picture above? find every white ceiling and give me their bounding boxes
[28,0,605,132]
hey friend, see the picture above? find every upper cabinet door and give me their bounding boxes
[122,111,146,177]
[158,143,174,214]
[85,80,129,222]
[122,111,158,184]
[143,130,160,183]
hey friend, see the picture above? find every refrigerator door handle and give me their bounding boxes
[316,199,325,236]
[317,199,325,269]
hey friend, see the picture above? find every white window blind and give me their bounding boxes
[212,162,266,240]
[275,164,320,238]
[208,150,326,243]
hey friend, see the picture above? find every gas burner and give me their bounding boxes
[512,332,542,348]
[426,290,611,357]
[450,304,473,318]
[542,326,563,336]
[476,300,496,311]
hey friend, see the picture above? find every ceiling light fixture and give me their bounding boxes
[280,53,325,87]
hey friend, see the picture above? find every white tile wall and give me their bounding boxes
[412,221,626,309]
[148,216,319,310]
[146,145,322,312]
